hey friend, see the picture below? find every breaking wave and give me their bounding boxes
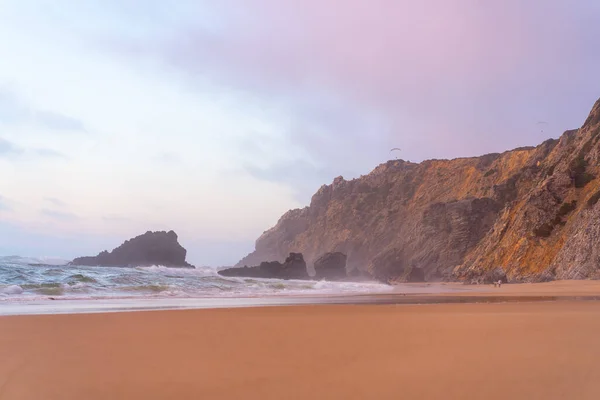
[0,256,392,301]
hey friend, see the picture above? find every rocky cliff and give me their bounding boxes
[71,230,194,268]
[238,98,600,283]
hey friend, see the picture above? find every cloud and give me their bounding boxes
[34,110,86,131]
[243,159,340,203]
[0,195,12,212]
[1,0,599,266]
[0,135,71,161]
[44,197,66,207]
[0,217,254,266]
[103,0,600,172]
[40,208,79,221]
[102,214,133,223]
[0,138,23,157]
[0,220,119,260]
[0,87,86,132]
[33,148,69,160]
[0,138,69,160]
[153,152,183,165]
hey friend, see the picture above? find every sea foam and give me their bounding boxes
[0,257,392,302]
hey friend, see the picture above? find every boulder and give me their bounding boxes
[314,252,348,281]
[281,253,309,280]
[70,230,194,268]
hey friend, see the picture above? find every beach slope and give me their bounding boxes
[2,302,600,399]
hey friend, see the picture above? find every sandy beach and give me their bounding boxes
[2,294,600,399]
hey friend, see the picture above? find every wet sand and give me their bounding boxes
[2,300,600,399]
[403,279,600,297]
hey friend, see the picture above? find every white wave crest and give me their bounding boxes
[137,265,218,276]
[0,256,69,266]
[1,285,24,295]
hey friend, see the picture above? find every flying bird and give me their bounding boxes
[537,121,548,133]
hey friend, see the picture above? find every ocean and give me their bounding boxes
[0,256,392,303]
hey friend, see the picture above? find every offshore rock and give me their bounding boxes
[314,252,348,281]
[219,252,310,280]
[70,231,194,268]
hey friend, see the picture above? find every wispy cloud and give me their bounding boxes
[153,152,183,165]
[34,110,86,131]
[34,148,69,160]
[244,160,336,203]
[102,214,133,223]
[44,197,66,207]
[1,0,599,266]
[103,0,600,167]
[0,137,23,157]
[0,87,86,132]
[0,138,69,161]
[0,195,12,212]
[40,208,79,221]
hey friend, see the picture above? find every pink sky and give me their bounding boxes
[1,0,599,264]
[113,0,599,169]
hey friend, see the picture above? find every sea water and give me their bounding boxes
[0,256,392,304]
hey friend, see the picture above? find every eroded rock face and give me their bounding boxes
[368,250,427,283]
[314,252,348,281]
[237,98,600,283]
[347,268,372,280]
[405,266,426,283]
[218,252,309,280]
[70,231,193,268]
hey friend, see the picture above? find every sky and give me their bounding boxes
[0,0,599,266]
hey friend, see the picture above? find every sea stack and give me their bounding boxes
[70,230,194,268]
[313,252,348,281]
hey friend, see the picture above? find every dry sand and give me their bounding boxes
[2,298,600,399]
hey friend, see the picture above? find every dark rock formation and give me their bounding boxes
[70,231,194,268]
[368,250,427,283]
[314,252,348,281]
[282,253,309,280]
[237,98,600,283]
[217,263,278,279]
[219,252,309,280]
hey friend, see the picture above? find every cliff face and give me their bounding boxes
[71,230,194,268]
[238,98,600,282]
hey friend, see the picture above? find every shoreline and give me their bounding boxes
[2,280,600,316]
